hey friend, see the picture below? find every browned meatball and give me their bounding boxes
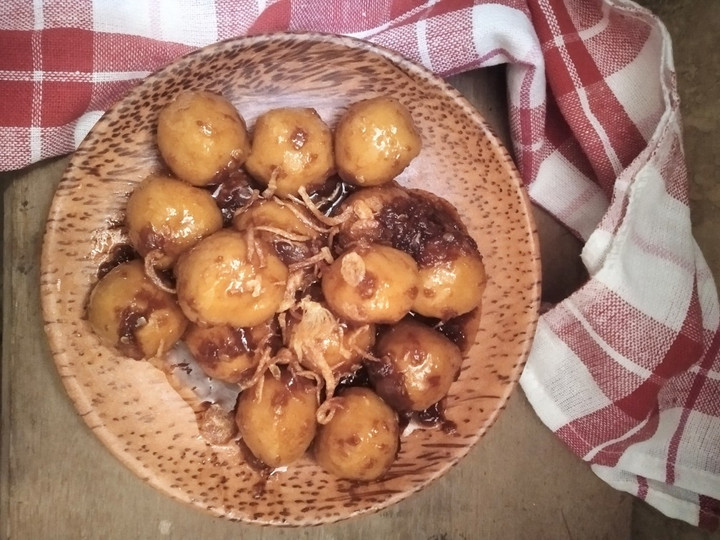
[233,198,326,265]
[183,320,277,383]
[334,97,421,186]
[157,90,251,186]
[236,368,318,468]
[333,184,411,251]
[174,229,288,328]
[286,300,375,376]
[234,198,320,238]
[413,252,486,320]
[125,173,223,269]
[369,319,463,411]
[321,243,419,324]
[87,260,188,359]
[245,107,335,197]
[314,387,399,481]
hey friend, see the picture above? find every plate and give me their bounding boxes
[40,33,540,525]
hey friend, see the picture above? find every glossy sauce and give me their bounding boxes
[209,167,256,224]
[375,190,478,267]
[97,243,137,279]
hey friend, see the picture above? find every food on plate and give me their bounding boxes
[321,243,419,324]
[157,90,251,186]
[87,259,188,360]
[336,184,486,320]
[334,96,421,186]
[333,184,411,250]
[232,197,326,265]
[174,229,288,328]
[233,197,321,239]
[314,387,399,481]
[183,320,278,384]
[286,300,376,376]
[125,173,223,270]
[198,403,238,445]
[368,319,463,412]
[88,93,486,480]
[236,368,319,468]
[413,251,486,320]
[244,107,335,197]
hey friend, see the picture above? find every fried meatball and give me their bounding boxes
[244,107,335,197]
[321,243,419,324]
[314,387,399,481]
[87,259,188,359]
[174,229,288,328]
[369,319,463,411]
[125,173,223,269]
[333,184,411,251]
[286,299,376,376]
[233,198,326,265]
[413,252,486,320]
[236,368,318,468]
[184,320,277,383]
[233,198,320,238]
[334,97,421,186]
[157,90,250,186]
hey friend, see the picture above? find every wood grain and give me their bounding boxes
[40,34,542,525]
[1,67,631,539]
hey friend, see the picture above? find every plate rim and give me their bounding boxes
[40,31,542,525]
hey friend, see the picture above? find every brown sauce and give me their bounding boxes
[193,327,253,368]
[118,289,178,359]
[410,309,478,354]
[236,439,273,498]
[337,365,457,435]
[97,243,137,279]
[272,238,324,267]
[117,306,150,359]
[137,224,165,254]
[209,167,256,224]
[400,402,457,434]
[376,192,478,267]
[309,176,355,214]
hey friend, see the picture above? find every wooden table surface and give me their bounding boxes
[0,68,641,540]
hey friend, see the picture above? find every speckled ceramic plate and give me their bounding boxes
[41,33,541,525]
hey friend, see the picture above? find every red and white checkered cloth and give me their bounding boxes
[2,0,718,529]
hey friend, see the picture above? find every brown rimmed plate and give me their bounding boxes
[41,32,541,525]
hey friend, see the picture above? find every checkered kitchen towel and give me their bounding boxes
[2,0,718,529]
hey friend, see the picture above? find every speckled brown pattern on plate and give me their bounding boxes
[40,33,541,525]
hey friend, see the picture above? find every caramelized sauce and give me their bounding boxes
[401,402,457,434]
[137,225,165,254]
[117,288,171,359]
[272,238,319,266]
[310,176,355,214]
[209,167,256,224]
[376,192,478,267]
[236,439,274,499]
[97,243,137,278]
[193,327,253,368]
[336,366,372,391]
[337,366,457,435]
[410,309,478,353]
[117,306,148,359]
